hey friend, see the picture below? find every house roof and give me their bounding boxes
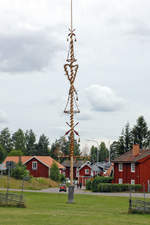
[62,160,84,168]
[112,149,150,163]
[3,156,64,169]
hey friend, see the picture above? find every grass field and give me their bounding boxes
[0,176,58,190]
[0,192,149,225]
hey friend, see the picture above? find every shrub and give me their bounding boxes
[91,176,113,192]
[86,179,92,190]
[11,163,29,179]
[50,162,60,181]
[97,183,142,192]
[59,174,66,183]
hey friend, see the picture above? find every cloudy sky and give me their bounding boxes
[0,0,150,150]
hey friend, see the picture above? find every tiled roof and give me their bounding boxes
[113,149,150,163]
[3,156,64,169]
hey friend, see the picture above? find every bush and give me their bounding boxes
[11,163,29,179]
[86,179,92,190]
[50,162,60,181]
[59,174,66,183]
[97,183,142,192]
[91,176,113,192]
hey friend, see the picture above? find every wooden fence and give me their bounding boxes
[129,199,150,214]
[0,192,25,207]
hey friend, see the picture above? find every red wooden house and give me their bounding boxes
[113,144,150,192]
[3,156,64,178]
[62,160,84,180]
[78,161,102,186]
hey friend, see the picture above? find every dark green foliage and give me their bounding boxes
[50,162,60,181]
[0,128,13,153]
[0,145,7,163]
[90,176,113,192]
[86,179,92,190]
[8,150,23,156]
[36,134,49,156]
[90,145,98,163]
[99,142,109,162]
[50,136,81,162]
[11,163,29,179]
[132,116,149,149]
[12,129,26,154]
[25,129,36,155]
[59,174,66,183]
[97,183,142,192]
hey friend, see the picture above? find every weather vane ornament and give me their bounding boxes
[64,0,80,203]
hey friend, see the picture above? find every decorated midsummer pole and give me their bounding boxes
[64,0,80,203]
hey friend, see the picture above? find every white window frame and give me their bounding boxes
[119,178,123,184]
[131,179,135,185]
[131,163,135,173]
[32,161,37,170]
[119,163,123,172]
[85,169,89,175]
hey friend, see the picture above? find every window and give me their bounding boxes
[32,161,37,170]
[119,178,123,184]
[85,169,89,175]
[131,179,135,185]
[119,163,123,172]
[131,163,135,172]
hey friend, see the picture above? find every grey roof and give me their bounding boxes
[62,160,85,168]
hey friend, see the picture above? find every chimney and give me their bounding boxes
[132,144,140,156]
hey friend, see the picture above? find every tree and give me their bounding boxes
[0,128,13,153]
[124,123,133,152]
[36,134,49,156]
[132,116,149,148]
[50,136,81,162]
[25,129,36,155]
[0,145,6,163]
[8,150,23,156]
[90,145,98,163]
[99,142,109,162]
[12,129,26,154]
[110,141,120,160]
[50,162,60,181]
[11,162,29,179]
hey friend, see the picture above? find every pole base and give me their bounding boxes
[67,185,74,203]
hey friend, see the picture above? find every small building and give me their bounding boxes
[3,156,65,178]
[62,160,84,180]
[78,161,103,186]
[113,144,150,192]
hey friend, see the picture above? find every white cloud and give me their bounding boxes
[85,85,125,112]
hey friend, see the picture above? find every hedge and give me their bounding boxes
[91,176,113,192]
[86,176,113,191]
[97,183,142,192]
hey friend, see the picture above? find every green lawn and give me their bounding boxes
[0,192,149,225]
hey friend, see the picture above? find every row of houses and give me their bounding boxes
[1,144,150,191]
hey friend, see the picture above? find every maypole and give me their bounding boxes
[64,0,80,203]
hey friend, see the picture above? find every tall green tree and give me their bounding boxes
[0,128,13,153]
[36,134,49,156]
[0,145,6,163]
[124,123,133,152]
[25,129,36,155]
[99,142,109,162]
[90,145,98,163]
[12,129,26,154]
[110,141,120,160]
[132,116,149,148]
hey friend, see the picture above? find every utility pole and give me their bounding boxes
[64,0,80,203]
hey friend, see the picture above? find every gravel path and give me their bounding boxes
[1,187,150,198]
